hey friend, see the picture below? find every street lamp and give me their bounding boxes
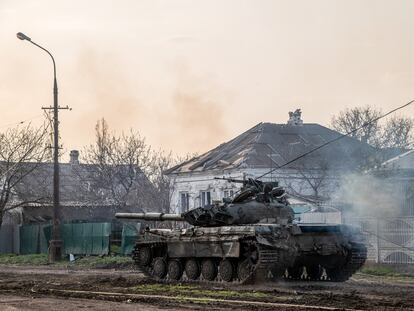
[17,32,62,262]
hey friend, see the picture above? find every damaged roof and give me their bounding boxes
[166,122,377,174]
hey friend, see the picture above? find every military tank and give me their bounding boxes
[116,178,366,284]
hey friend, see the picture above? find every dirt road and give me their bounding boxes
[0,265,412,310]
[0,295,182,311]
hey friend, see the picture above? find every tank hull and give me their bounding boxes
[131,223,366,283]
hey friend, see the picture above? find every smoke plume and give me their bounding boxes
[63,49,229,157]
[332,172,405,218]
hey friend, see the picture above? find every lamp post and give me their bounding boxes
[17,32,62,262]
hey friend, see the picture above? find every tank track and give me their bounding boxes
[325,242,367,282]
[285,242,368,282]
[131,241,288,284]
[133,239,367,284]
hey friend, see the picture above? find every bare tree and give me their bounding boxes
[148,151,199,214]
[79,119,155,210]
[331,106,414,149]
[147,151,175,213]
[380,116,414,149]
[288,155,331,201]
[0,124,50,226]
[331,106,382,146]
[79,119,199,215]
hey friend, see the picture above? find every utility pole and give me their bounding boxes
[17,32,70,262]
[41,85,70,262]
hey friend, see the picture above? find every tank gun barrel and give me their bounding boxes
[214,177,245,184]
[115,212,184,221]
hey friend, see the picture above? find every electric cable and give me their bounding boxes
[257,99,414,180]
[0,114,44,129]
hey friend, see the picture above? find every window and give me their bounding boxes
[223,189,234,199]
[200,191,211,207]
[180,192,190,213]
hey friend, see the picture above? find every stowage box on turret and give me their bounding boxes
[116,178,366,284]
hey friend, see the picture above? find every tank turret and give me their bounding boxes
[116,178,294,227]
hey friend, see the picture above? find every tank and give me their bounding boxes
[116,178,367,284]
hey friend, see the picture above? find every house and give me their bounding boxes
[0,149,160,254]
[3,150,158,233]
[4,150,158,226]
[166,109,377,214]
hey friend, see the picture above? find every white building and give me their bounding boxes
[166,110,376,214]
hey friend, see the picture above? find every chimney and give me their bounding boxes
[69,150,79,164]
[287,109,303,126]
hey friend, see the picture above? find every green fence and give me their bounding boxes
[61,223,111,255]
[121,223,141,255]
[20,223,111,256]
[20,224,50,255]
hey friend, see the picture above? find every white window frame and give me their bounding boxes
[179,192,190,213]
[223,189,234,199]
[200,190,211,207]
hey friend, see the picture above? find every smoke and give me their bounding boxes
[163,64,229,152]
[66,48,145,133]
[332,172,405,218]
[62,49,229,158]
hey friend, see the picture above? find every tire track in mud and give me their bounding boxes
[37,288,363,311]
[0,267,413,310]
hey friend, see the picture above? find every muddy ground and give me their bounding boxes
[0,265,412,310]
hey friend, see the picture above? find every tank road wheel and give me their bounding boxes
[306,265,322,281]
[219,259,234,282]
[288,266,303,280]
[237,259,253,282]
[168,259,183,281]
[138,247,152,266]
[185,258,201,280]
[201,259,218,281]
[152,257,167,279]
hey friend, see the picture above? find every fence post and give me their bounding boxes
[376,218,380,263]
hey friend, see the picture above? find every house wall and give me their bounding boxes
[379,177,414,216]
[170,171,243,213]
[169,167,343,213]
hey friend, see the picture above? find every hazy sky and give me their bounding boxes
[1,0,414,160]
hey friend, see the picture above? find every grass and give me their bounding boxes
[360,264,414,278]
[132,283,269,299]
[361,265,398,276]
[0,254,49,265]
[0,253,133,268]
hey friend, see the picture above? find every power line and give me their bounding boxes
[257,99,414,180]
[0,114,44,129]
